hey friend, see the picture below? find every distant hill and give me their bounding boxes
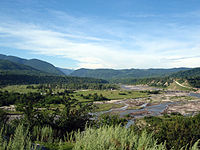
[57,67,74,75]
[0,54,64,75]
[0,59,47,75]
[171,68,200,78]
[70,68,191,79]
[0,59,109,86]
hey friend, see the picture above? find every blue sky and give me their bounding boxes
[0,0,200,69]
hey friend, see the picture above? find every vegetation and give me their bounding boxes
[112,77,173,88]
[71,68,190,79]
[1,54,200,149]
[0,54,64,75]
[75,90,148,101]
[187,77,200,88]
[0,89,200,149]
[0,59,47,76]
[1,123,200,150]
[0,89,147,108]
[0,74,108,86]
[171,67,200,78]
[133,114,200,150]
[73,125,167,150]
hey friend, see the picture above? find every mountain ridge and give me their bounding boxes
[70,68,191,79]
[0,59,48,75]
[0,54,64,75]
[1,54,199,80]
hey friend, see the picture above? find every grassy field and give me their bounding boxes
[0,85,39,93]
[0,85,149,113]
[0,85,67,93]
[0,85,148,101]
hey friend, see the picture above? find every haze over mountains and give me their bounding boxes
[0,54,199,79]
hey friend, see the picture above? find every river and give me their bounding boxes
[189,93,200,98]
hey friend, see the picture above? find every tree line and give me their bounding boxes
[0,74,108,86]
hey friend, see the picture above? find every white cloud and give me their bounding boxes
[0,11,200,69]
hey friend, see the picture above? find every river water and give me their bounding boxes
[93,86,200,128]
[189,93,200,98]
[92,102,173,128]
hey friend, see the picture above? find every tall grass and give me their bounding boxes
[0,125,33,150]
[0,124,199,150]
[33,125,53,142]
[73,125,200,150]
[73,125,166,150]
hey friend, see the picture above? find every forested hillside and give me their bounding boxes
[171,67,200,78]
[70,68,190,79]
[0,54,64,75]
[0,59,47,75]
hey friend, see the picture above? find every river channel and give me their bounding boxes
[94,85,200,128]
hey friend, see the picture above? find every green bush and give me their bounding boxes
[141,114,200,149]
[73,125,166,150]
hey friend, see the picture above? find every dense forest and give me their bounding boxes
[0,54,64,75]
[0,59,48,76]
[187,77,200,88]
[111,77,174,87]
[70,68,190,79]
[0,74,108,86]
[171,67,200,78]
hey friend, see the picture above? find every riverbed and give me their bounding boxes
[94,85,200,127]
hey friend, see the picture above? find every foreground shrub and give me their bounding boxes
[0,124,200,150]
[141,114,200,149]
[0,125,32,150]
[94,114,127,127]
[73,125,166,150]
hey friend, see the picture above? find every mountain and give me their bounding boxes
[171,67,200,78]
[70,68,191,79]
[57,67,74,75]
[0,59,47,75]
[0,54,64,75]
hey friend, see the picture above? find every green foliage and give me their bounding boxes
[0,91,21,106]
[71,68,190,80]
[94,114,127,127]
[0,125,32,150]
[1,124,200,150]
[113,77,173,87]
[0,74,108,86]
[0,54,64,75]
[80,93,109,101]
[76,90,148,101]
[24,58,64,75]
[54,97,94,134]
[15,96,94,139]
[73,125,166,150]
[137,114,200,150]
[33,126,53,143]
[118,92,127,95]
[171,67,200,78]
[187,77,200,88]
[0,109,8,128]
[0,124,73,150]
